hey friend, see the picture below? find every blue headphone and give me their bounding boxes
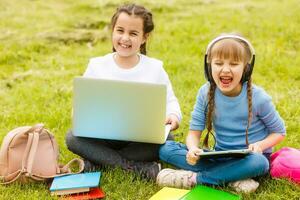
[204,35,256,83]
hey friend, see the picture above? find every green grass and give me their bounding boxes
[0,0,300,199]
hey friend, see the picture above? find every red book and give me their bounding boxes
[63,187,105,200]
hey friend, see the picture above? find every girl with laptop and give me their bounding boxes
[156,34,286,193]
[65,3,181,180]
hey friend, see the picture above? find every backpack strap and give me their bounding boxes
[25,126,84,179]
[26,158,85,180]
[23,125,55,181]
[0,169,24,185]
[25,123,44,135]
[25,131,40,177]
[59,158,85,174]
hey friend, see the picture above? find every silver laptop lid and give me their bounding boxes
[73,77,168,144]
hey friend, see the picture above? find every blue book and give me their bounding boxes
[50,172,101,193]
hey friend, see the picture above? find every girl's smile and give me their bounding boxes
[112,12,146,68]
[220,76,232,86]
[211,58,244,97]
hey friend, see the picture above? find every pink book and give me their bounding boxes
[63,187,105,200]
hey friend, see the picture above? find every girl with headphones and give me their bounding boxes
[156,34,286,193]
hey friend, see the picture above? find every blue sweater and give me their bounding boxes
[190,82,286,153]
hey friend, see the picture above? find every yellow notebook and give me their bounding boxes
[149,187,190,200]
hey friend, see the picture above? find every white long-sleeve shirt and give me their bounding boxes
[83,53,182,121]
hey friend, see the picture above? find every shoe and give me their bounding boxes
[139,162,161,180]
[156,168,195,189]
[229,178,259,193]
[83,159,101,172]
[122,160,161,180]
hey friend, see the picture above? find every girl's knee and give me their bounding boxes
[159,141,174,158]
[159,141,180,154]
[65,131,90,157]
[159,141,186,160]
[248,153,270,174]
[65,130,78,150]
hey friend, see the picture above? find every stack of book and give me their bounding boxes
[149,187,190,200]
[49,172,105,199]
[149,185,241,200]
[178,185,241,200]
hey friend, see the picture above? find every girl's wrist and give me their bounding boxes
[188,145,200,151]
[168,113,180,121]
[256,141,267,152]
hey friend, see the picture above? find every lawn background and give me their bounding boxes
[0,0,299,199]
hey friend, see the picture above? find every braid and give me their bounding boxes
[245,78,253,146]
[140,43,147,55]
[203,82,216,149]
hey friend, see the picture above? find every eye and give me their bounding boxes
[230,62,240,66]
[214,61,223,66]
[116,28,124,33]
[130,32,138,36]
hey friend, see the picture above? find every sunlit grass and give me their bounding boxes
[0,0,299,199]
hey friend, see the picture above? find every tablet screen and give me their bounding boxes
[197,149,251,159]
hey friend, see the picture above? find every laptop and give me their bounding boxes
[72,77,171,144]
[196,149,251,159]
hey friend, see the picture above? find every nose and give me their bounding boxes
[221,63,231,73]
[121,33,130,41]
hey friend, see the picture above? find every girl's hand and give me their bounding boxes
[165,114,180,131]
[186,147,203,165]
[248,142,263,153]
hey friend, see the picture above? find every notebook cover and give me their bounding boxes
[149,187,190,200]
[63,188,105,200]
[51,187,90,196]
[50,172,101,191]
[179,185,241,200]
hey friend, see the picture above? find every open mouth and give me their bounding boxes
[220,77,232,85]
[119,43,131,49]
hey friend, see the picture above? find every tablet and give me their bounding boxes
[197,149,251,159]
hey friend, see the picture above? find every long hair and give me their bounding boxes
[110,3,154,55]
[203,37,253,148]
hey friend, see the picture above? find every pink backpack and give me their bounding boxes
[270,147,300,184]
[0,124,84,184]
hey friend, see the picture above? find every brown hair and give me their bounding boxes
[208,39,251,66]
[203,38,253,148]
[110,3,154,55]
